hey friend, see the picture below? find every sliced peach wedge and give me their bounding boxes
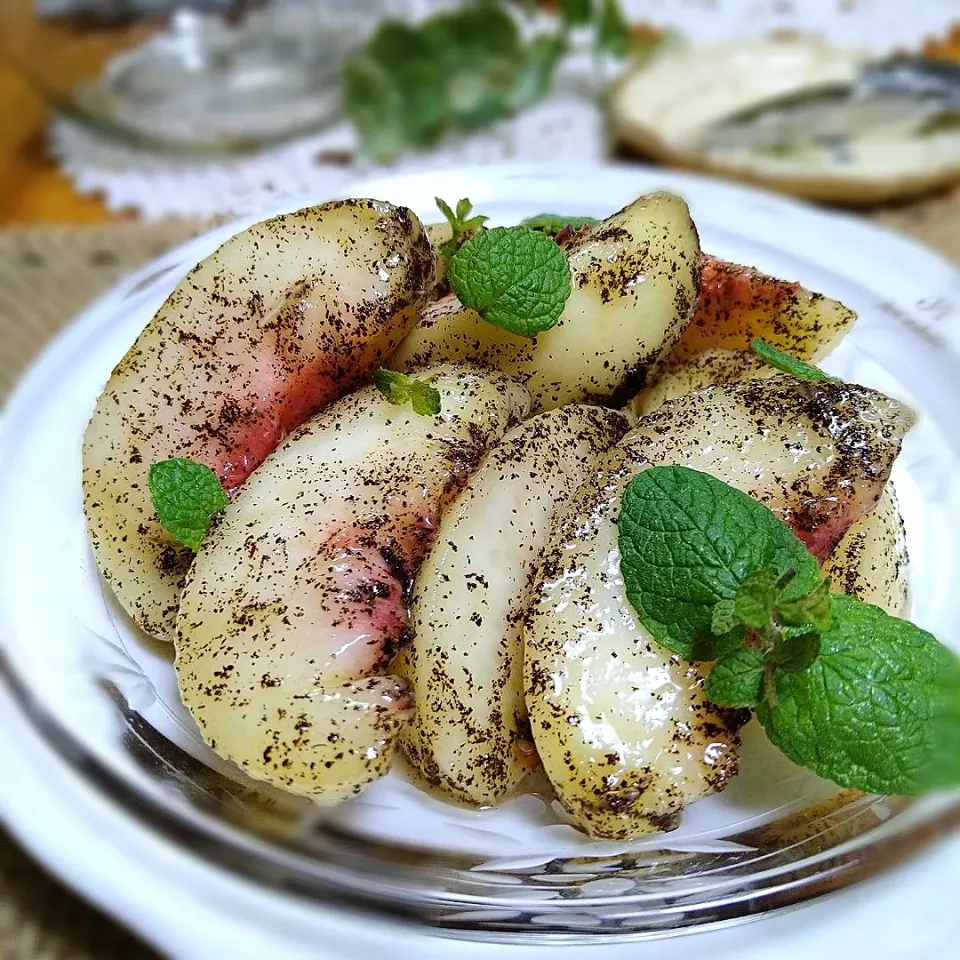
[83,200,435,641]
[634,254,857,414]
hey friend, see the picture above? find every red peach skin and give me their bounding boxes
[175,365,529,803]
[83,199,435,640]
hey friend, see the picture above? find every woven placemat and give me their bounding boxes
[0,193,958,960]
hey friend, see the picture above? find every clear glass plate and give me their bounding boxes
[0,0,405,153]
[1,165,958,942]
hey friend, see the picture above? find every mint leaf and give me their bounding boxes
[365,23,446,148]
[436,196,488,259]
[448,226,572,337]
[750,338,837,382]
[777,576,832,630]
[510,33,568,109]
[734,568,781,629]
[558,0,592,26]
[436,196,457,226]
[374,368,411,405]
[374,369,441,416]
[438,4,520,129]
[149,458,228,552]
[520,213,600,235]
[709,600,747,655]
[711,598,739,636]
[617,466,819,660]
[341,55,407,163]
[758,595,960,794]
[409,378,442,416]
[451,3,521,63]
[345,2,630,159]
[705,648,766,709]
[596,0,631,57]
[616,462,960,796]
[769,629,822,673]
[344,4,524,161]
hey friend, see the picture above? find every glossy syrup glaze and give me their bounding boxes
[175,365,529,803]
[524,375,915,839]
[395,404,631,807]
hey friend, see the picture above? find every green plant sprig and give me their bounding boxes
[618,464,960,795]
[341,0,632,163]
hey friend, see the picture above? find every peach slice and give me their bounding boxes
[634,254,857,414]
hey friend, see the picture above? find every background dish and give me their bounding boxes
[1,164,959,945]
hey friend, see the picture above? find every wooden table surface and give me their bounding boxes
[0,58,117,226]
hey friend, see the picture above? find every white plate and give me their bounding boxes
[2,164,959,958]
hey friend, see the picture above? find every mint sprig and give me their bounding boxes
[341,1,631,162]
[759,595,960,794]
[374,369,441,416]
[616,465,819,660]
[618,464,960,796]
[435,197,488,260]
[148,458,228,552]
[750,338,837,382]
[704,648,765,709]
[448,226,572,337]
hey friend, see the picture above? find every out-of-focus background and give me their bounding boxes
[1,1,959,956]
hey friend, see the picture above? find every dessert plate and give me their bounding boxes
[1,164,958,955]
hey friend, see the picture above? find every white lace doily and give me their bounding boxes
[52,91,607,220]
[52,0,960,220]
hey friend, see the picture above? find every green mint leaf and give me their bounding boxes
[558,0,593,26]
[769,629,822,673]
[409,378,442,417]
[436,197,457,224]
[368,21,433,64]
[510,33,567,109]
[617,466,820,660]
[757,594,960,794]
[374,369,441,416]
[734,567,781,629]
[750,338,838,382]
[342,21,448,159]
[520,212,600,235]
[341,54,408,163]
[714,625,749,658]
[461,215,488,232]
[148,458,228,552]
[777,576,833,630]
[448,226,572,337]
[448,68,511,129]
[395,67,447,150]
[344,4,525,161]
[705,648,765,709]
[438,238,459,261]
[356,23,448,152]
[373,368,411,405]
[711,598,739,636]
[436,196,489,260]
[455,3,521,62]
[439,4,520,129]
[596,0,631,57]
